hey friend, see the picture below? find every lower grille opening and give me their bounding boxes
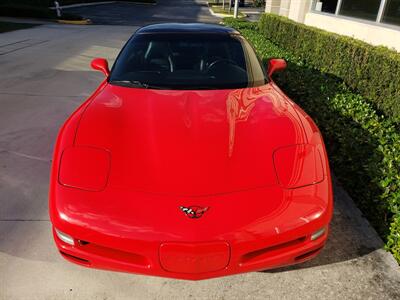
[240,236,307,265]
[295,246,323,261]
[78,240,89,246]
[60,251,90,265]
[77,240,150,268]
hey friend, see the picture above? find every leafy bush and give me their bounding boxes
[252,0,265,8]
[0,3,83,20]
[57,0,156,4]
[258,14,400,123]
[224,17,400,263]
[1,0,156,8]
[0,4,57,19]
[2,0,50,7]
[0,21,37,33]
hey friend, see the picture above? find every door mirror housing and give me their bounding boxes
[91,58,110,77]
[268,58,287,77]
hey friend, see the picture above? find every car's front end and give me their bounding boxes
[49,23,333,280]
[51,177,332,280]
[49,84,333,280]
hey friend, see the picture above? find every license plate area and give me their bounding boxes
[159,242,230,274]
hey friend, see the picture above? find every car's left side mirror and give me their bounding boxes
[91,58,110,77]
[268,58,287,77]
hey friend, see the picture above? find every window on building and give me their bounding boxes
[317,0,339,14]
[382,0,400,25]
[310,0,400,27]
[339,0,382,21]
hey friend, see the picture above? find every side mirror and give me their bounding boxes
[268,58,287,77]
[91,58,110,77]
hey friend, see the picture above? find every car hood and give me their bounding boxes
[75,83,306,196]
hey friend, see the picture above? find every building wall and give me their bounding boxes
[279,0,291,17]
[304,12,400,51]
[264,0,400,52]
[265,0,281,14]
[288,0,312,23]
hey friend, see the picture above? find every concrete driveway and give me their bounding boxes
[0,1,400,299]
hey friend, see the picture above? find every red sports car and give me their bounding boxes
[49,23,333,280]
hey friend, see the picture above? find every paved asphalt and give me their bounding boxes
[0,1,400,299]
[66,0,219,25]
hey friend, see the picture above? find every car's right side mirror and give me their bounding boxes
[91,58,110,77]
[268,58,287,77]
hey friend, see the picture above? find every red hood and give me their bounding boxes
[75,83,306,196]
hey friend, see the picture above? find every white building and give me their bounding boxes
[265,0,400,51]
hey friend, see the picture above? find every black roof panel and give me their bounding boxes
[136,23,239,34]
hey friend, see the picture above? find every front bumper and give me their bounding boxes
[51,181,332,280]
[53,224,329,280]
[50,153,334,280]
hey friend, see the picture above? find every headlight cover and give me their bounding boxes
[58,146,111,192]
[273,144,324,189]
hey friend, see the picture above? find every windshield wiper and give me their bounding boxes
[109,80,153,88]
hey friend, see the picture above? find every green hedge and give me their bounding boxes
[2,0,50,6]
[258,14,400,122]
[56,0,156,5]
[1,0,155,7]
[223,18,400,263]
[0,21,37,33]
[0,1,154,20]
[0,4,83,20]
[0,4,58,18]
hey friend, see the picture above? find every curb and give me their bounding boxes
[208,7,247,18]
[57,18,92,25]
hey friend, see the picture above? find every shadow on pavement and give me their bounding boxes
[266,178,382,273]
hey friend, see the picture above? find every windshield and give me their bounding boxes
[109,33,267,90]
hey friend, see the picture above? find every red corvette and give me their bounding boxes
[49,23,333,280]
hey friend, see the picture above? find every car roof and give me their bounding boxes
[136,23,239,35]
